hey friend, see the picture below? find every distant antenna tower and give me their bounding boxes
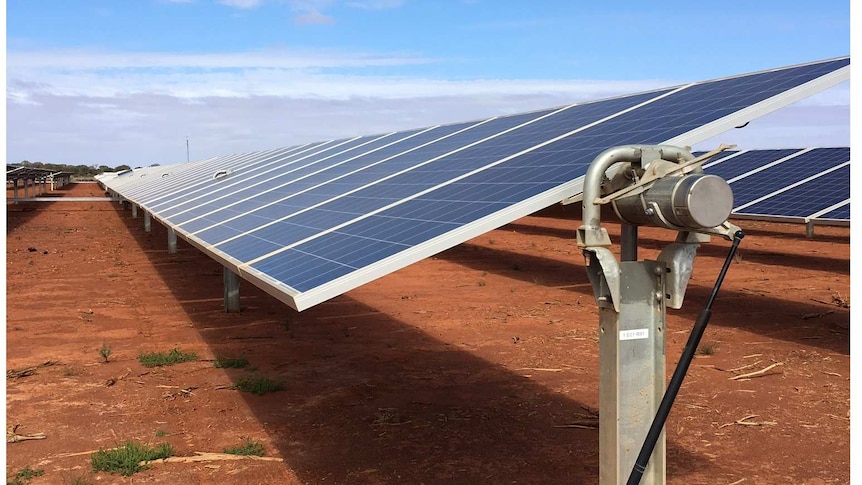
[186,136,190,163]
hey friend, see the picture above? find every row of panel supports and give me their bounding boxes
[8,176,73,203]
[123,200,239,313]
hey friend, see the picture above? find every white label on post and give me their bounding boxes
[620,328,649,341]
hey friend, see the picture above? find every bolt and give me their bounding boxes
[655,291,663,302]
[653,266,663,275]
[644,207,655,216]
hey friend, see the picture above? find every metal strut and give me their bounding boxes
[627,230,744,485]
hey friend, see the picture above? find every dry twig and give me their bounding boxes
[7,360,60,379]
[719,415,776,428]
[801,310,836,320]
[7,424,47,443]
[552,423,598,429]
[142,452,283,466]
[729,362,783,380]
[722,360,762,373]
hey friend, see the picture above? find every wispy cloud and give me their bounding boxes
[345,0,405,10]
[8,48,428,71]
[218,0,263,8]
[6,47,670,101]
[294,10,335,24]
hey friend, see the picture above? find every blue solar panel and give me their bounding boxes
[738,164,850,218]
[726,148,849,207]
[703,149,801,180]
[100,57,850,310]
[127,145,310,203]
[818,203,850,220]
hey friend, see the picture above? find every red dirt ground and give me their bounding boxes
[6,183,850,484]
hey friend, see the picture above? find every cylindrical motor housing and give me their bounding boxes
[612,174,733,230]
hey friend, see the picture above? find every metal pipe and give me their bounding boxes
[581,145,695,237]
[620,224,638,261]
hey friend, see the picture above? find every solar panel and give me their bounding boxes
[815,202,850,220]
[736,162,849,219]
[101,57,850,310]
[699,147,850,223]
[702,149,801,180]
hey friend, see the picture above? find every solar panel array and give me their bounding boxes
[100,57,850,310]
[702,147,850,223]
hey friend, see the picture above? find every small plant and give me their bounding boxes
[234,375,285,395]
[223,437,265,456]
[213,355,249,369]
[138,348,197,368]
[63,366,83,377]
[8,466,44,485]
[62,470,92,485]
[477,280,486,287]
[697,342,718,356]
[154,429,168,437]
[91,440,173,476]
[99,343,112,363]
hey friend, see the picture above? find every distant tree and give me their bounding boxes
[115,164,132,172]
[149,163,161,167]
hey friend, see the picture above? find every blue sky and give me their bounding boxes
[6,0,851,166]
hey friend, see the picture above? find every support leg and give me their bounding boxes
[144,212,151,232]
[13,182,19,203]
[167,228,177,254]
[223,268,241,313]
[599,261,666,485]
[132,205,138,218]
[805,221,815,239]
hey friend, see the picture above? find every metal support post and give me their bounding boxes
[132,205,138,218]
[167,228,177,254]
[579,144,739,485]
[223,268,241,313]
[597,259,666,485]
[805,221,815,239]
[24,180,30,198]
[144,212,151,232]
[620,224,638,261]
[13,182,19,203]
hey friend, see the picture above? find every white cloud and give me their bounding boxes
[294,10,335,24]
[5,47,850,165]
[345,0,405,9]
[218,0,263,8]
[8,48,428,71]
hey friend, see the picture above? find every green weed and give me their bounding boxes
[137,348,197,368]
[91,440,173,476]
[8,466,44,485]
[213,355,249,369]
[697,342,718,356]
[223,437,265,456]
[234,375,285,395]
[99,343,112,363]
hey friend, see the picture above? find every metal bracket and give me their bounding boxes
[584,247,621,312]
[655,243,698,309]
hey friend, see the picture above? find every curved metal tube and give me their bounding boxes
[577,145,694,248]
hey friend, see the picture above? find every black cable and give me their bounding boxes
[627,230,744,485]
